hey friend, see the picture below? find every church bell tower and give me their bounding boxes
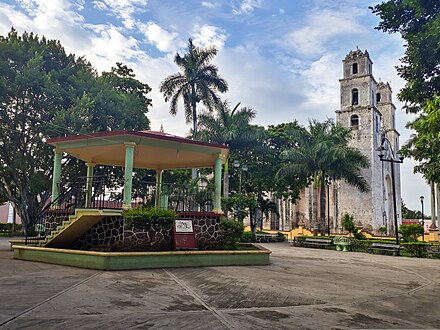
[335,49,401,234]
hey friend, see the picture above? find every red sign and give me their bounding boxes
[173,219,198,250]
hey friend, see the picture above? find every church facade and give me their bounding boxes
[267,49,402,235]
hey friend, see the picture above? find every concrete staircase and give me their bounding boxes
[42,209,122,248]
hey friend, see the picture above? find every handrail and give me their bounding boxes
[25,176,84,244]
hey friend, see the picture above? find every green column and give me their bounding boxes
[213,155,223,213]
[123,142,136,209]
[51,149,63,202]
[155,169,163,208]
[85,163,95,208]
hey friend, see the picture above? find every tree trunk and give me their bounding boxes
[191,88,198,180]
[16,190,41,232]
[430,181,436,227]
[320,180,326,235]
[250,208,257,234]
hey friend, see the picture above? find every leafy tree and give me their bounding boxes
[265,122,310,201]
[233,122,308,233]
[159,38,228,139]
[0,29,151,229]
[401,199,428,219]
[371,1,440,183]
[402,96,440,183]
[197,101,260,195]
[278,119,369,233]
[371,0,440,113]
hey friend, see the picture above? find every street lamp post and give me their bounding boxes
[325,174,332,236]
[232,160,248,221]
[378,143,404,246]
[420,195,425,241]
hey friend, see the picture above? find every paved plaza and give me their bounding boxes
[1,237,440,329]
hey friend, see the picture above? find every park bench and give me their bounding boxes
[427,245,440,258]
[368,243,401,256]
[303,238,332,249]
[255,233,276,243]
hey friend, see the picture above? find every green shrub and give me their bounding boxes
[378,226,387,234]
[276,232,286,241]
[341,214,366,240]
[0,223,23,232]
[220,218,244,249]
[123,207,177,230]
[399,224,424,242]
[401,242,429,258]
[241,231,256,243]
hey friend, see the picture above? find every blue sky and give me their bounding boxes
[0,0,432,213]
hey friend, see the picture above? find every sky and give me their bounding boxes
[0,0,433,214]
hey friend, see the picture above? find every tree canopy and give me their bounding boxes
[402,95,440,182]
[371,0,440,113]
[0,28,152,227]
[159,38,228,139]
[278,119,369,232]
[371,0,440,183]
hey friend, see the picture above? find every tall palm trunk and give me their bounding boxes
[191,87,198,179]
[319,179,326,235]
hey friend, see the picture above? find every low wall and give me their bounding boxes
[12,244,271,270]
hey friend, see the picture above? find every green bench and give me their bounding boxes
[333,236,351,252]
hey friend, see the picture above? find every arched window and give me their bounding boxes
[352,63,358,74]
[351,114,359,128]
[352,88,359,105]
[376,93,381,103]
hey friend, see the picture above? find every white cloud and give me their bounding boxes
[191,24,227,49]
[286,8,365,56]
[201,1,218,9]
[233,0,263,15]
[85,25,146,71]
[139,22,183,53]
[92,0,148,29]
[301,54,340,111]
[0,3,33,33]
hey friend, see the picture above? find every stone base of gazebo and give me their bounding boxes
[69,212,224,252]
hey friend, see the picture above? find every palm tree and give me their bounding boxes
[160,38,228,140]
[197,101,261,196]
[278,119,369,233]
[257,193,279,231]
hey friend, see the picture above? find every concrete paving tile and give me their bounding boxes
[2,238,440,329]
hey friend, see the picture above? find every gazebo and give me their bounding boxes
[21,130,229,250]
[12,130,272,269]
[47,130,229,212]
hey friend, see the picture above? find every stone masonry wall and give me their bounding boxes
[70,213,223,251]
[178,212,223,250]
[71,216,124,251]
